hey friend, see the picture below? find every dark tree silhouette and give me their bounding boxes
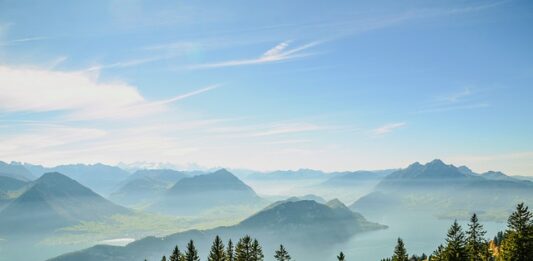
[392,238,408,261]
[226,239,235,261]
[443,220,468,261]
[208,235,226,261]
[466,213,488,261]
[184,240,200,261]
[501,203,533,261]
[274,244,291,261]
[337,251,345,261]
[170,245,183,261]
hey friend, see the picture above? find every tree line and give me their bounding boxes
[150,203,532,261]
[379,203,532,261]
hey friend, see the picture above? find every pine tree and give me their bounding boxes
[430,244,445,261]
[466,213,488,261]
[226,239,235,261]
[500,203,533,261]
[184,240,200,261]
[251,239,264,261]
[235,235,253,261]
[337,251,345,261]
[208,235,226,261]
[162,256,167,261]
[443,220,468,261]
[274,244,291,261]
[170,245,183,261]
[392,238,408,261]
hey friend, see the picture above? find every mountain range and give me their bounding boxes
[24,163,131,196]
[0,176,28,210]
[350,159,533,219]
[0,161,35,181]
[109,169,188,207]
[319,170,391,187]
[49,199,385,261]
[149,169,261,215]
[246,169,327,180]
[0,172,129,237]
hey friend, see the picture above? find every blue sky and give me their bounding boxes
[0,0,532,175]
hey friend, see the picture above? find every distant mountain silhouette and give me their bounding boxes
[50,199,385,261]
[0,161,34,181]
[383,159,472,180]
[0,175,28,192]
[350,159,533,219]
[127,169,188,184]
[237,199,385,241]
[149,169,260,215]
[23,163,130,196]
[247,169,326,180]
[0,176,29,210]
[457,165,476,176]
[480,171,518,181]
[320,170,388,187]
[0,172,129,236]
[109,169,188,207]
[289,194,327,203]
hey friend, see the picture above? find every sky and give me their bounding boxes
[0,0,532,175]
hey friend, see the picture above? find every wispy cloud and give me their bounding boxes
[0,65,218,120]
[418,87,490,113]
[47,56,69,69]
[251,122,324,137]
[83,56,167,72]
[188,40,320,69]
[444,0,510,15]
[152,85,220,106]
[373,122,406,135]
[263,139,311,145]
[0,36,49,46]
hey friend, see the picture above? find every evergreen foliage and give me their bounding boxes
[226,239,235,261]
[235,235,253,261]
[184,240,200,261]
[443,220,468,261]
[466,213,488,261]
[500,203,533,261]
[392,238,408,261]
[274,245,291,261]
[337,251,345,261]
[207,235,226,261]
[251,239,264,261]
[170,245,182,261]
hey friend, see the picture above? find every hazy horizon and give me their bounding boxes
[3,158,533,178]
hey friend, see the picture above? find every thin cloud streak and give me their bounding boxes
[373,122,406,135]
[251,122,324,137]
[417,87,490,114]
[0,36,49,46]
[154,85,220,106]
[83,56,166,72]
[188,41,321,69]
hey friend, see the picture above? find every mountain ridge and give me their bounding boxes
[0,172,130,236]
